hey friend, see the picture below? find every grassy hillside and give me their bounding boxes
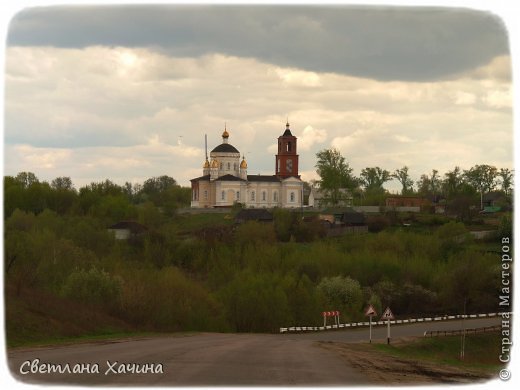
[5,286,135,347]
[4,205,509,346]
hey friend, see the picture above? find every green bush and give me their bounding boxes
[219,270,291,332]
[317,275,363,321]
[273,208,298,241]
[234,221,276,247]
[61,267,121,309]
[366,215,390,232]
[119,267,225,331]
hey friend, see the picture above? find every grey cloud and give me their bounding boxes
[7,5,509,81]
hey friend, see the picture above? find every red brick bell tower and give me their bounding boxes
[275,121,299,178]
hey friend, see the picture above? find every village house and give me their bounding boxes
[108,221,147,240]
[385,196,428,208]
[308,188,353,208]
[234,208,274,224]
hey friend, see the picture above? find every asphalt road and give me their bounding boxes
[7,317,500,386]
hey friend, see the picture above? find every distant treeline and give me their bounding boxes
[4,172,191,221]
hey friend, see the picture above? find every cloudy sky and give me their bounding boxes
[3,3,513,192]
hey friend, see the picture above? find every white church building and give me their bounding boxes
[190,122,303,209]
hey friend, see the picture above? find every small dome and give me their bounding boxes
[222,123,229,139]
[203,159,210,168]
[211,159,219,168]
[282,120,293,136]
[240,157,248,169]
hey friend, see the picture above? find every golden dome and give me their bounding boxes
[203,159,210,168]
[240,156,247,169]
[211,159,219,168]
[222,122,229,138]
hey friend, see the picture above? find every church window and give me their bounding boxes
[227,162,231,170]
[290,192,295,202]
[236,191,240,200]
[221,191,226,201]
[277,159,280,173]
[220,162,223,170]
[262,191,266,201]
[273,191,278,202]
[251,191,255,201]
[287,142,292,152]
[204,190,208,200]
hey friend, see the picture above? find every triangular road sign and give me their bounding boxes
[365,304,377,317]
[381,307,395,320]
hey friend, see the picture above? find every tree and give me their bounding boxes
[498,168,513,196]
[51,177,74,191]
[139,176,186,212]
[429,169,441,197]
[464,165,498,209]
[142,175,178,195]
[392,166,414,195]
[123,182,137,202]
[50,177,77,214]
[15,172,39,188]
[315,149,357,206]
[442,167,463,200]
[416,169,441,198]
[449,195,479,223]
[78,180,123,214]
[360,167,392,192]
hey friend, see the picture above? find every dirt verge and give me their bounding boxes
[318,340,498,384]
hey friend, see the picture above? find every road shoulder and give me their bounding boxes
[317,339,498,385]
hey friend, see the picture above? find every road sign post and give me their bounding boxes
[364,304,377,343]
[381,307,395,345]
[387,318,390,344]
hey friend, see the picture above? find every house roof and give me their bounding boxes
[108,221,147,233]
[341,211,366,224]
[235,208,273,221]
[281,175,302,181]
[211,143,240,153]
[483,191,505,202]
[321,207,354,214]
[386,195,426,200]
[215,174,246,182]
[190,174,210,182]
[247,174,281,182]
